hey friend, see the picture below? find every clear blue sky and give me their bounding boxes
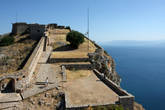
[0,0,165,42]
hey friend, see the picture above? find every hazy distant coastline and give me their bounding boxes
[100,40,165,47]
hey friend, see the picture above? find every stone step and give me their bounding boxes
[0,93,22,103]
[0,101,22,110]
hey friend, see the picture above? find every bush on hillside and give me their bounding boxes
[0,35,15,46]
[65,26,71,30]
[66,31,85,48]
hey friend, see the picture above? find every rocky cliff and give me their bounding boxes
[88,48,121,85]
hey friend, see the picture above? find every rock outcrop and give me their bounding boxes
[88,48,121,85]
[134,102,145,110]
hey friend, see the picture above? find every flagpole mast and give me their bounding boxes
[87,8,90,52]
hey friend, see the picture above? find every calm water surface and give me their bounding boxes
[102,45,165,110]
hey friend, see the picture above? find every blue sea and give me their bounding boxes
[102,45,165,110]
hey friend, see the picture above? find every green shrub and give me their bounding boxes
[65,26,71,30]
[0,35,15,46]
[66,31,85,48]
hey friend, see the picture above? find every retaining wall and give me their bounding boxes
[62,64,93,70]
[22,37,45,85]
[119,96,134,110]
[48,58,89,63]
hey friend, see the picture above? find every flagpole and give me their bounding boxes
[87,8,90,52]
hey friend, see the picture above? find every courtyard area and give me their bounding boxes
[64,70,119,108]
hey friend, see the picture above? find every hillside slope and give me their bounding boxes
[0,34,37,74]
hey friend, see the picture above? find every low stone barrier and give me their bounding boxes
[93,69,126,96]
[48,58,89,63]
[93,69,134,110]
[62,64,93,70]
[119,96,134,110]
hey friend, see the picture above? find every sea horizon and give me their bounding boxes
[102,42,165,110]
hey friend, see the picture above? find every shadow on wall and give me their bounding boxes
[53,45,76,51]
[17,41,39,70]
[0,78,15,93]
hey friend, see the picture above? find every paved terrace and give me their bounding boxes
[64,71,119,108]
[21,46,62,99]
[22,64,61,99]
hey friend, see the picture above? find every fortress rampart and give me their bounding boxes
[0,23,136,110]
[12,23,28,35]
[0,36,45,92]
[23,37,45,82]
[16,36,45,91]
[12,22,70,40]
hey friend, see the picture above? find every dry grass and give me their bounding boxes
[48,29,97,59]
[48,29,69,44]
[51,51,88,58]
[0,34,37,74]
[66,70,92,81]
[51,38,97,58]
[78,38,96,52]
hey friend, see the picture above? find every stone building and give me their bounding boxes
[28,24,45,40]
[12,22,28,35]
[12,22,71,41]
[46,23,58,29]
[12,22,45,40]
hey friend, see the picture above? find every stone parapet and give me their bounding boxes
[93,69,134,110]
[119,96,134,110]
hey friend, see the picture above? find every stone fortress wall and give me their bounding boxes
[12,22,45,40]
[0,36,45,92]
[61,49,134,110]
[0,23,70,93]
[93,69,134,110]
[46,27,71,44]
[20,37,45,87]
[12,22,70,41]
[12,23,29,35]
[0,23,134,110]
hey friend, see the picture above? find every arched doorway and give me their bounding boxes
[0,78,15,93]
